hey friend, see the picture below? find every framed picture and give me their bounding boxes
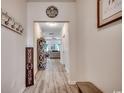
[97,0,122,27]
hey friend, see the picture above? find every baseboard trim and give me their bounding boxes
[68,80,76,85]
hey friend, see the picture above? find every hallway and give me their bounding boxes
[1,0,122,93]
[23,59,79,93]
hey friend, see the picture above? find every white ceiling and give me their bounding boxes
[39,22,64,40]
[27,0,75,2]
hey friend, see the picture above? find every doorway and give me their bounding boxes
[33,21,70,81]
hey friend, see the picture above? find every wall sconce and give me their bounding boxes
[1,9,24,35]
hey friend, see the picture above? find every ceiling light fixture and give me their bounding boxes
[46,22,58,27]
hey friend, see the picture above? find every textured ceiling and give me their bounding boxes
[27,0,75,2]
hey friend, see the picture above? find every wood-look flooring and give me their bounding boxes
[23,59,79,93]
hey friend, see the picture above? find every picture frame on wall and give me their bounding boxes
[97,0,122,28]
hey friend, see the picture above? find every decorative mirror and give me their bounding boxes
[46,6,58,18]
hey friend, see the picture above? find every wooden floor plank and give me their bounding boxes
[23,59,79,93]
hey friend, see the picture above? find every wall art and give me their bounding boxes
[46,6,58,18]
[1,9,23,34]
[97,0,122,27]
[25,47,34,87]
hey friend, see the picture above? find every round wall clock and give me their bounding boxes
[46,6,58,18]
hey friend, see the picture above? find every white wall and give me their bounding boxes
[61,23,70,73]
[33,23,43,80]
[1,0,27,93]
[76,0,122,93]
[27,2,77,81]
